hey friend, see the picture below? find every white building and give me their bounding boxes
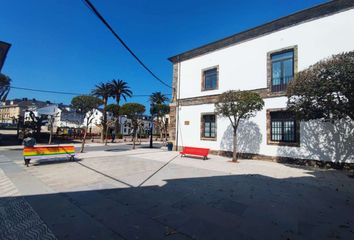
[83,108,115,134]
[82,109,151,136]
[25,104,84,131]
[152,114,169,137]
[120,115,152,136]
[168,1,354,163]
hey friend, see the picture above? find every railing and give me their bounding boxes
[271,76,293,92]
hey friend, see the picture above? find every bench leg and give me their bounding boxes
[70,155,75,161]
[24,158,30,167]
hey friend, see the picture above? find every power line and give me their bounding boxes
[10,86,171,97]
[10,86,81,95]
[82,0,172,89]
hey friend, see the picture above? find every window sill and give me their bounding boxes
[267,140,299,147]
[201,88,218,92]
[201,137,217,141]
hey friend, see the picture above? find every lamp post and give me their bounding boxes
[150,104,154,148]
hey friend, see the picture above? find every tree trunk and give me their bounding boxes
[164,126,168,142]
[115,116,120,136]
[80,127,87,153]
[115,97,120,135]
[105,123,109,146]
[101,101,107,143]
[101,124,105,143]
[48,121,53,144]
[132,129,136,149]
[232,128,238,162]
[16,119,20,138]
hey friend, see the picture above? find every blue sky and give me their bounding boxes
[1,0,326,110]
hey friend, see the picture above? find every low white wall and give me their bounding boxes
[177,98,354,163]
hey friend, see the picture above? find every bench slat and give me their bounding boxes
[180,146,209,160]
[23,145,75,167]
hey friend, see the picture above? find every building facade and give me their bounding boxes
[120,115,152,136]
[0,98,49,125]
[24,104,85,132]
[168,1,354,163]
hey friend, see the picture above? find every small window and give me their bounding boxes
[271,50,294,92]
[202,68,218,91]
[270,111,296,142]
[201,114,216,138]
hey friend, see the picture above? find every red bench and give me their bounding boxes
[180,146,209,160]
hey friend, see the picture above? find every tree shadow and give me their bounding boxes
[220,120,262,154]
[1,172,353,240]
[278,119,354,163]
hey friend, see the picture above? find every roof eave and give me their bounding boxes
[168,0,354,63]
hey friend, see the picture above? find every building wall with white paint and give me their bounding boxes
[178,9,354,99]
[175,8,354,163]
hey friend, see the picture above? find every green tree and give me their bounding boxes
[150,92,170,141]
[92,82,111,142]
[27,111,47,140]
[119,103,145,149]
[71,95,102,153]
[0,73,11,101]
[110,79,133,134]
[150,103,170,141]
[104,104,120,145]
[215,90,264,162]
[287,51,354,121]
[48,112,60,145]
[149,91,169,105]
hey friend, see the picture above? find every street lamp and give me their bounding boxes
[150,104,154,148]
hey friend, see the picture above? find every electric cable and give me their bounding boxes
[82,0,172,89]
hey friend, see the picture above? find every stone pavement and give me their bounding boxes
[1,149,354,239]
[0,163,56,240]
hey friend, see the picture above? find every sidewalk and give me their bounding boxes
[0,160,56,240]
[1,148,353,239]
[0,141,165,150]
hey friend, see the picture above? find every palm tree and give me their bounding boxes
[109,79,132,135]
[0,73,11,101]
[149,92,168,105]
[150,92,169,141]
[92,82,112,142]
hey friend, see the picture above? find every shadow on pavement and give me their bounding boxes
[1,172,353,240]
[31,158,83,166]
[104,148,131,152]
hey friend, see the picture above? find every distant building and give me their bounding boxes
[83,108,114,134]
[120,115,152,136]
[152,114,169,137]
[0,98,49,124]
[24,104,85,132]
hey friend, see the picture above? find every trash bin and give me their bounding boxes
[23,137,36,147]
[167,142,173,151]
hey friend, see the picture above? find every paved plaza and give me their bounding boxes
[0,144,354,239]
